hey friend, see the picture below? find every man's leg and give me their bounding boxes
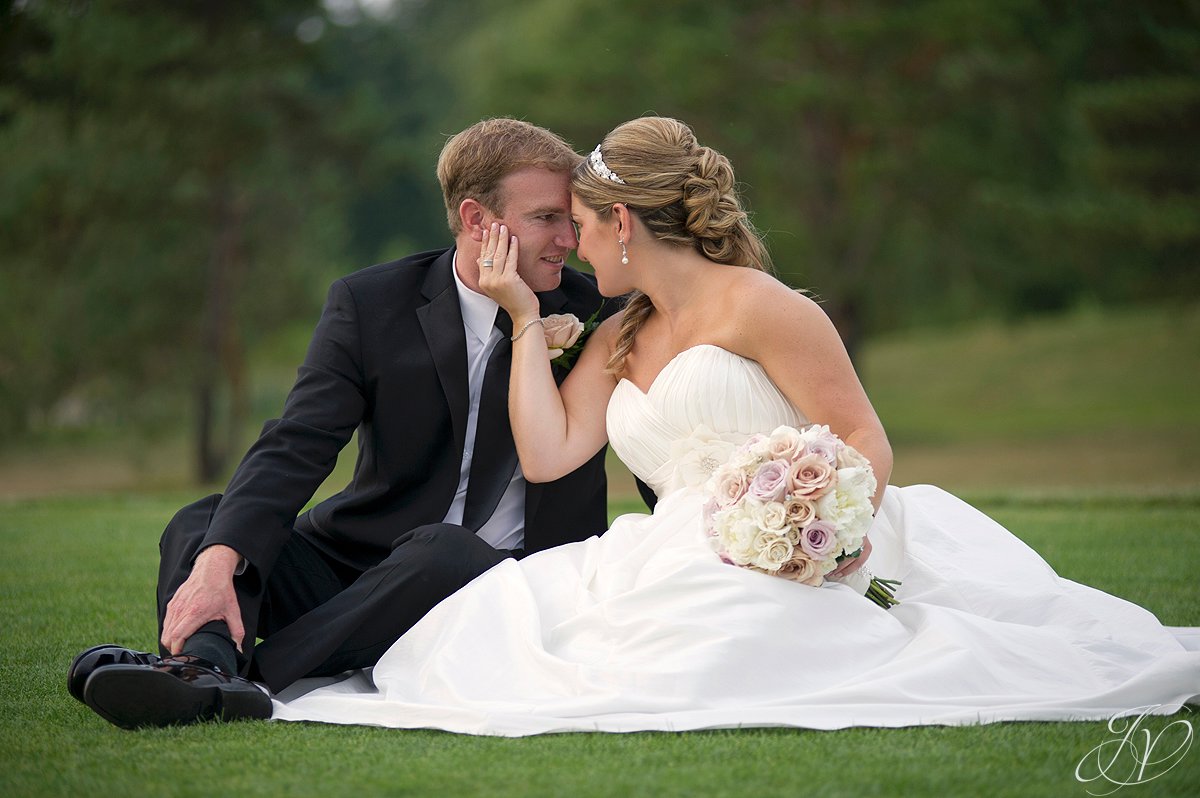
[155,495,361,677]
[78,508,508,725]
[70,493,249,700]
[155,493,259,675]
[69,494,255,705]
[251,523,512,693]
[78,494,282,728]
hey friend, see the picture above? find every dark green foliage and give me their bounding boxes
[2,1,1197,479]
[441,0,1199,343]
[1,2,349,465]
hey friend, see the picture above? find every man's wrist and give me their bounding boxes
[194,544,243,578]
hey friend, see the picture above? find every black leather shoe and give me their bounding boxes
[68,644,161,704]
[82,655,272,729]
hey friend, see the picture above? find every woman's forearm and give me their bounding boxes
[507,315,574,483]
[845,426,893,513]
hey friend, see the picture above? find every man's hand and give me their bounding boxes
[161,544,246,656]
[829,537,872,579]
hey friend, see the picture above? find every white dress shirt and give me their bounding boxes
[441,255,526,551]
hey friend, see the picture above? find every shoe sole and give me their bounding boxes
[83,665,272,729]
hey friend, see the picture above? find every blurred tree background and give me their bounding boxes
[1,0,1197,489]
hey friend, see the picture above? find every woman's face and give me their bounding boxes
[571,196,633,297]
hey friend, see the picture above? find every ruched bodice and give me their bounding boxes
[607,345,806,497]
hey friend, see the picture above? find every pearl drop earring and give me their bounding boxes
[619,237,629,265]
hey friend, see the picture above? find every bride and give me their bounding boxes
[272,117,1199,735]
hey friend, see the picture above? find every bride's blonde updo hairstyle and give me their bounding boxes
[571,116,771,374]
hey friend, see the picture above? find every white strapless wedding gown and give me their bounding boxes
[273,345,1200,735]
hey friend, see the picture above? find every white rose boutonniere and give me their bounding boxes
[541,314,585,359]
[546,301,606,369]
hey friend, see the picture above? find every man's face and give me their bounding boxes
[486,167,579,293]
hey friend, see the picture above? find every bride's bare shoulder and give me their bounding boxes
[724,268,825,321]
[714,270,841,365]
[588,309,627,350]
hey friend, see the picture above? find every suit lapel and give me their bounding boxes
[416,249,469,463]
[537,285,568,317]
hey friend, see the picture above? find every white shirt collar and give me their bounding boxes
[452,252,500,344]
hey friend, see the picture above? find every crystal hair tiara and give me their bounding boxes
[588,145,625,184]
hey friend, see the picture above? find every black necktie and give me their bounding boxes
[493,308,513,338]
[461,308,519,531]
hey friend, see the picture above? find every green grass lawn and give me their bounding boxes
[1,303,1197,795]
[1,494,1197,797]
[862,303,1200,494]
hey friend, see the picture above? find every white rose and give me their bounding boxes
[752,532,794,571]
[766,425,806,461]
[837,443,872,472]
[747,498,790,534]
[729,450,761,473]
[541,313,585,359]
[743,434,771,460]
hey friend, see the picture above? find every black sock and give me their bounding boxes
[181,628,238,675]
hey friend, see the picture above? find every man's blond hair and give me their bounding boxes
[437,118,581,235]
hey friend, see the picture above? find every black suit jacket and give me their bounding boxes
[201,247,613,575]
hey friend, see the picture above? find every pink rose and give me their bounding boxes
[541,313,584,358]
[799,520,839,560]
[784,498,817,528]
[711,465,749,508]
[748,460,790,502]
[787,454,836,499]
[801,425,840,465]
[776,555,824,587]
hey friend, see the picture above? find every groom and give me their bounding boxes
[70,118,617,729]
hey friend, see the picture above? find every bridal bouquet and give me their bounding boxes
[703,424,901,609]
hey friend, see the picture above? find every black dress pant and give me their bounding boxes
[156,494,513,692]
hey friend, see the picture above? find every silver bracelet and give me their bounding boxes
[511,317,544,343]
